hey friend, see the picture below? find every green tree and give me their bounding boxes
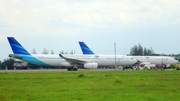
[1,58,14,70]
[70,50,75,54]
[144,47,147,55]
[32,48,37,54]
[42,48,48,54]
[60,50,64,54]
[130,45,138,55]
[130,44,155,56]
[170,64,176,69]
[150,47,154,55]
[59,50,69,54]
[51,50,54,54]
[138,43,143,55]
[0,61,2,69]
[7,58,14,69]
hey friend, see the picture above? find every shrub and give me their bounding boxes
[78,74,85,78]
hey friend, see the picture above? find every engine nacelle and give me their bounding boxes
[84,63,98,69]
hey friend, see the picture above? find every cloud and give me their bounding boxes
[0,0,179,32]
[0,0,180,61]
[0,0,179,42]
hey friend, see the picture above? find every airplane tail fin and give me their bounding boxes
[79,42,94,55]
[7,37,30,55]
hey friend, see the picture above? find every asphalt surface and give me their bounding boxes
[0,68,175,72]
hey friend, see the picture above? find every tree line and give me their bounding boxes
[32,48,75,54]
[0,58,14,70]
[129,43,155,56]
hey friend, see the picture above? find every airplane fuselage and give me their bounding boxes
[13,54,137,67]
[132,56,178,65]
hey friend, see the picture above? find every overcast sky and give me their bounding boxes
[0,0,180,61]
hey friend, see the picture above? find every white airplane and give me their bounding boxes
[79,42,178,69]
[7,37,137,71]
[132,56,178,67]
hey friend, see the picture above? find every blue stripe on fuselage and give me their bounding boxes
[17,54,51,66]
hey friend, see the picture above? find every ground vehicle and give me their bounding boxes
[133,62,156,70]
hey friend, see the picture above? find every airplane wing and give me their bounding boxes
[59,54,87,64]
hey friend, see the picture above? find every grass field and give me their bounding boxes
[0,70,180,101]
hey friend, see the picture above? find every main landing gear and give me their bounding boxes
[67,67,78,71]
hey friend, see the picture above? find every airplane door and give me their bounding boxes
[163,58,168,64]
[161,58,168,65]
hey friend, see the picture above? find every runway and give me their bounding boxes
[0,69,121,72]
[0,68,175,72]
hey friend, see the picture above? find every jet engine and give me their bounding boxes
[84,63,98,69]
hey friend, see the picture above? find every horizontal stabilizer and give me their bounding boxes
[59,54,65,58]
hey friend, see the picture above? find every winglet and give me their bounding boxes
[59,54,65,58]
[79,42,94,55]
[7,37,30,55]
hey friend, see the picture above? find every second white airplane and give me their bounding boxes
[79,42,178,69]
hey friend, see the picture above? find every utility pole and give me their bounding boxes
[114,42,117,69]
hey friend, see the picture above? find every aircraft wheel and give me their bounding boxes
[144,67,148,70]
[136,67,140,70]
[73,68,78,71]
[67,68,71,71]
